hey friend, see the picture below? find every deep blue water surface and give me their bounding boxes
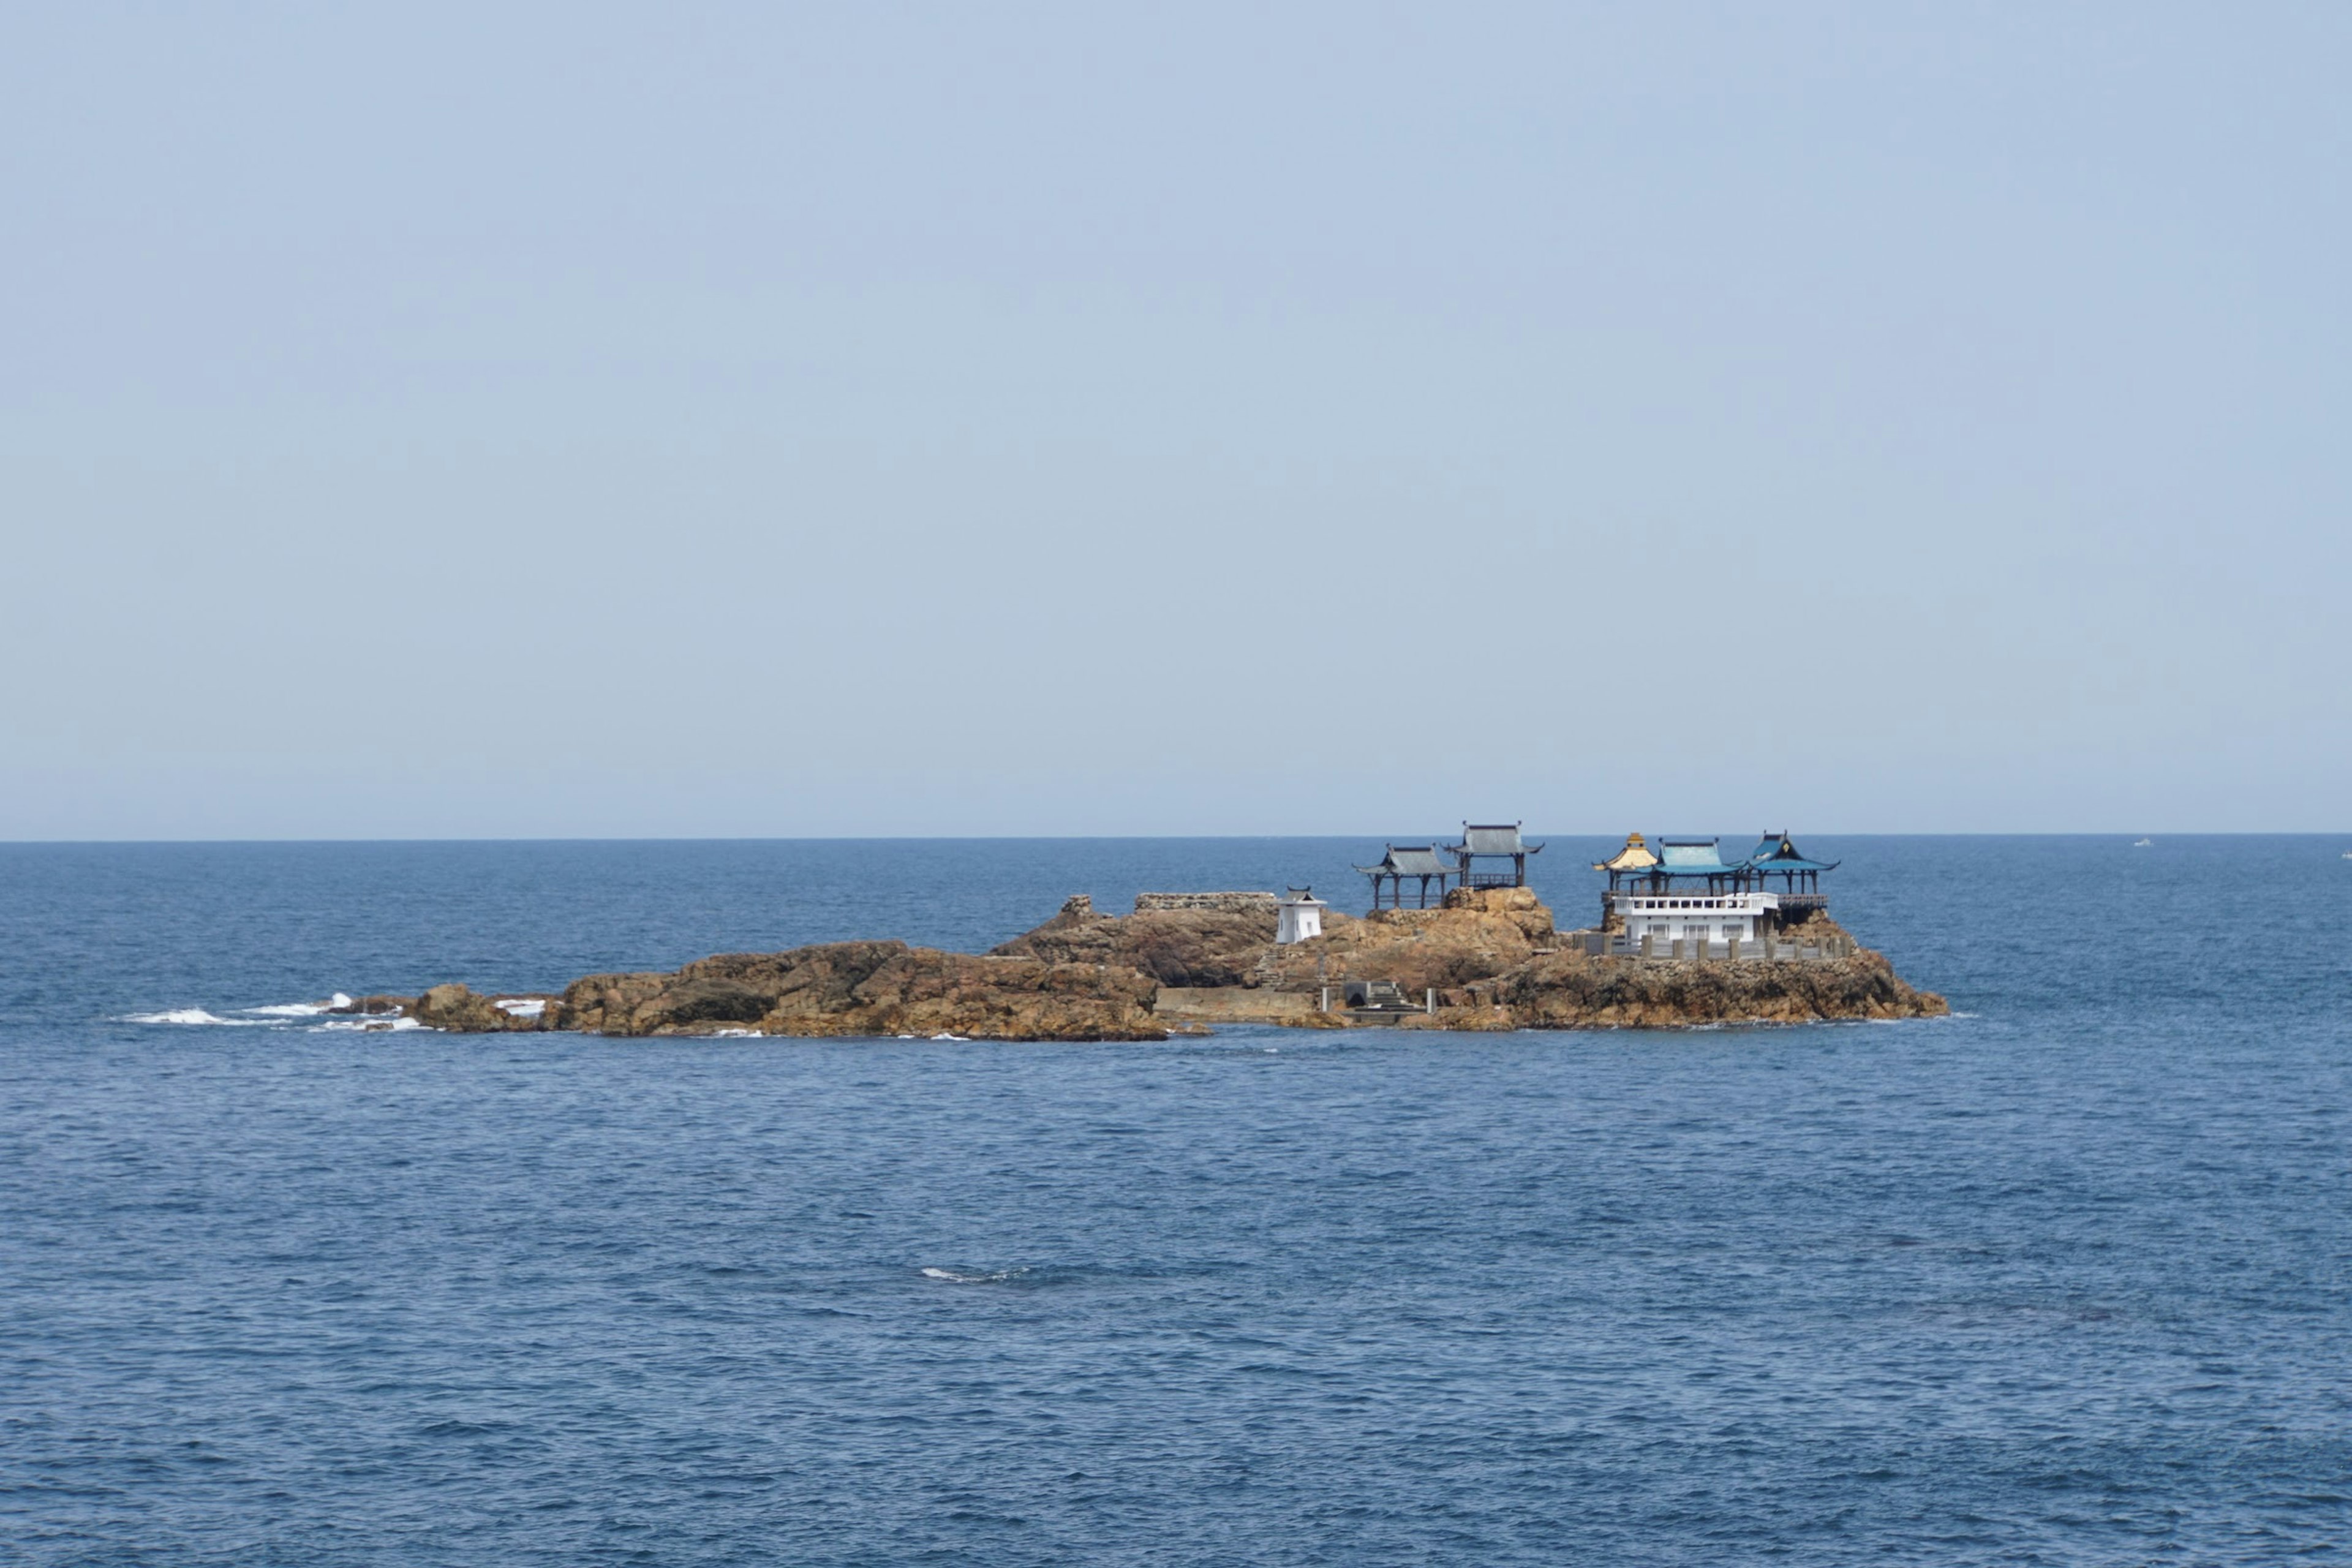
[2,837,2348,1564]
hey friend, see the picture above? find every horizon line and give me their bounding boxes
[2,830,2346,848]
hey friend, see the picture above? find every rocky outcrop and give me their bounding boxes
[1400,944,1945,1030]
[554,940,1163,1041]
[410,984,513,1033]
[1547,947,1929,1025]
[1245,885,1560,995]
[989,894,1276,989]
[381,986,564,1032]
[1272,897,1942,1028]
[986,884,1943,1030]
[355,888,1945,1039]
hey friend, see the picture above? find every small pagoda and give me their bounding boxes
[1354,845,1457,910]
[1449,822,1544,889]
[1744,831,1839,912]
[1593,831,1661,889]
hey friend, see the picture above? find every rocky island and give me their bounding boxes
[341,880,1948,1041]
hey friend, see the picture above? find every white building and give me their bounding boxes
[1593,835,1779,957]
[1276,888,1327,944]
[1607,889,1779,956]
[1589,831,1847,960]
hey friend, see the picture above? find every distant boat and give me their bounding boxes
[2133,838,2154,848]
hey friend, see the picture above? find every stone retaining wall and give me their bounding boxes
[1134,892,1279,914]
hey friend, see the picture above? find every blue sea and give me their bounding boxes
[2,836,2348,1565]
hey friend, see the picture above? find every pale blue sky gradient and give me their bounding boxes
[4,4,2346,837]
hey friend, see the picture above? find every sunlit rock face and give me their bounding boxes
[366,889,1945,1041]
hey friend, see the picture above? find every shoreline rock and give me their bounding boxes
[350,888,1948,1039]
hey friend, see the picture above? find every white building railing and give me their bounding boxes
[1586,932,1856,962]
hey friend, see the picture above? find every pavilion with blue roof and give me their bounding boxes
[1744,832,1838,911]
[1586,829,1844,959]
[1600,835,1752,895]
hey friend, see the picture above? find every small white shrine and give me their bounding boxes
[1275,887,1327,944]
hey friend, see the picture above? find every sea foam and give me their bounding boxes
[244,992,355,1018]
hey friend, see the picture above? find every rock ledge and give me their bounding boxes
[352,889,1947,1039]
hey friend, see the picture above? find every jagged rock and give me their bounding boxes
[1466,939,1945,1028]
[1245,894,1945,1028]
[412,984,511,1033]
[403,984,565,1031]
[557,941,901,1035]
[1245,888,1557,995]
[991,897,1276,988]
[537,939,1162,1041]
[760,949,1160,1040]
[1442,884,1559,943]
[369,889,1946,1041]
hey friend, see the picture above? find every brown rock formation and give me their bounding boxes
[554,940,1163,1041]
[410,984,510,1033]
[1400,942,1945,1030]
[405,985,567,1032]
[1261,897,1946,1029]
[354,888,1946,1039]
[989,894,1276,988]
[1245,885,1560,994]
[1548,946,1933,1026]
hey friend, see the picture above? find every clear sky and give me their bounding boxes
[4,4,2346,838]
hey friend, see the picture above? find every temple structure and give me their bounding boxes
[1449,823,1544,889]
[1589,831,1843,959]
[1745,832,1838,914]
[1605,884,1781,958]
[1604,837,1754,896]
[1354,845,1456,910]
[1593,831,1660,888]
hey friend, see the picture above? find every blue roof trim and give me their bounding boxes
[1745,834,1840,874]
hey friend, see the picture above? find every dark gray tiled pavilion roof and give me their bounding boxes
[1355,846,1455,878]
[1458,823,1542,857]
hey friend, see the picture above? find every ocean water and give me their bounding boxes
[2,835,2348,1566]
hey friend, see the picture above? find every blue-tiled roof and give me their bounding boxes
[1746,833,1839,875]
[1656,839,1735,872]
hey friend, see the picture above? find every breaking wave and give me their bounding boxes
[921,1266,1031,1285]
[124,1009,267,1027]
[244,993,355,1018]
